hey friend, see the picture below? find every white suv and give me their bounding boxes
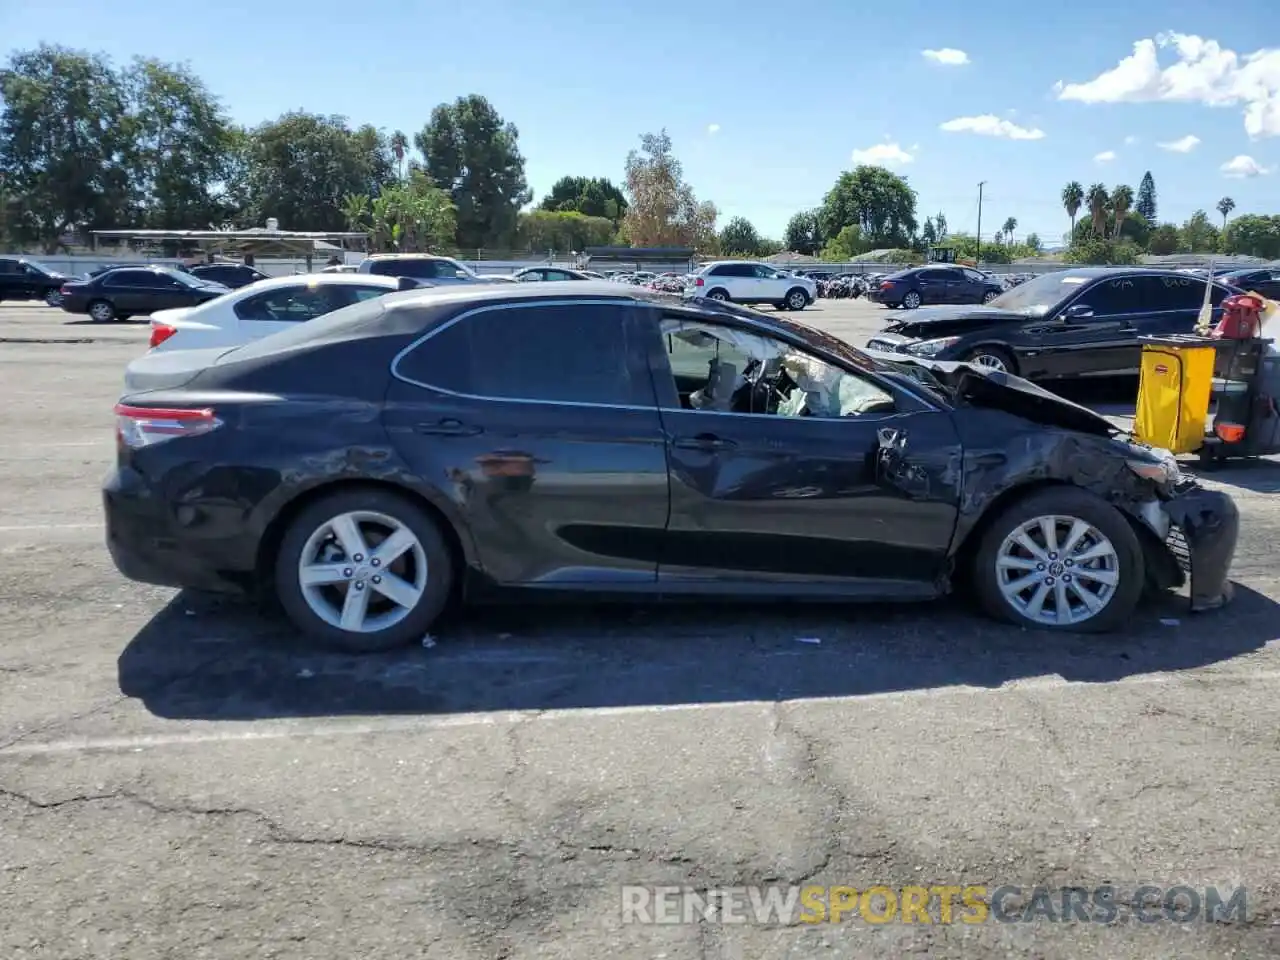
[685,261,816,310]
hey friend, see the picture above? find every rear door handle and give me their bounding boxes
[673,433,736,451]
[416,418,482,436]
[1118,325,1138,334]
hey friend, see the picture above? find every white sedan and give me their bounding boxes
[145,274,408,352]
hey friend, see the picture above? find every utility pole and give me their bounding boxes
[975,181,986,264]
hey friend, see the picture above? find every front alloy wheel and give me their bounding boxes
[973,488,1144,633]
[968,352,1010,373]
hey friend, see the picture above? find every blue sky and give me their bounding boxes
[3,0,1278,247]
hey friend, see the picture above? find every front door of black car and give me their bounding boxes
[642,311,962,588]
[1024,276,1152,378]
[382,299,670,585]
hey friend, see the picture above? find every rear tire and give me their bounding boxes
[707,289,730,302]
[972,488,1144,633]
[88,299,115,322]
[902,290,922,309]
[784,288,808,310]
[981,290,999,304]
[44,289,63,307]
[274,488,455,652]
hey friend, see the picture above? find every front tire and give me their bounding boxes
[972,488,1144,633]
[902,290,922,309]
[274,488,455,652]
[961,346,1017,375]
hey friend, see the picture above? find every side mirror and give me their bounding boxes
[1062,304,1093,320]
[455,270,469,280]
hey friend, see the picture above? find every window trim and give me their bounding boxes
[1068,273,1232,317]
[389,298,652,409]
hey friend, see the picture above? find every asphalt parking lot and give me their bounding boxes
[1,298,1278,959]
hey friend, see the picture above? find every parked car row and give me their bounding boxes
[108,280,1239,653]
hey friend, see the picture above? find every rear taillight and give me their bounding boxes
[60,285,72,295]
[695,277,705,287]
[149,324,177,348]
[114,404,222,449]
[880,281,894,289]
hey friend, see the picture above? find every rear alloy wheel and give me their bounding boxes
[44,289,63,308]
[982,290,999,304]
[88,299,116,322]
[785,288,808,310]
[707,289,730,302]
[973,488,1144,633]
[275,489,454,652]
[902,290,922,309]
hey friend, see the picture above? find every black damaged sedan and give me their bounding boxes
[105,283,1239,652]
[866,267,1240,380]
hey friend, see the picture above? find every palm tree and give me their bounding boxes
[1086,183,1109,237]
[1217,196,1235,230]
[1061,181,1084,236]
[1109,184,1134,239]
[390,131,409,180]
[1001,217,1017,244]
[339,192,371,233]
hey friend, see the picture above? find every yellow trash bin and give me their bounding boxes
[1133,341,1216,454]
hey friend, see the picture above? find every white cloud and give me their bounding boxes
[1055,33,1280,138]
[1095,150,1117,162]
[706,123,720,135]
[939,115,1046,140]
[850,142,914,166]
[922,48,969,66]
[1158,134,1200,152]
[1124,134,1139,144]
[1221,154,1273,177]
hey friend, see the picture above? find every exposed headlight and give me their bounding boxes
[1123,443,1180,485]
[904,336,961,356]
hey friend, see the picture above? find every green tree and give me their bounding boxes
[1063,238,1141,265]
[241,112,394,232]
[1072,212,1149,250]
[538,176,627,223]
[1178,210,1220,253]
[340,192,371,232]
[368,169,456,253]
[920,217,937,247]
[516,209,615,252]
[1001,217,1017,243]
[1025,233,1042,254]
[718,216,763,256]
[621,130,717,249]
[1147,223,1180,255]
[390,130,409,180]
[1222,214,1280,258]
[1109,184,1134,240]
[817,166,917,249]
[1136,172,1157,225]
[783,209,822,255]
[416,94,530,249]
[1086,184,1109,236]
[819,224,865,261]
[0,44,133,250]
[1216,196,1236,231]
[933,211,948,241]
[124,57,238,229]
[1061,181,1084,237]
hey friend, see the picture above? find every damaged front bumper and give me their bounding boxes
[1147,484,1239,612]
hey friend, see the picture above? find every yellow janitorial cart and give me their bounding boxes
[1134,293,1280,463]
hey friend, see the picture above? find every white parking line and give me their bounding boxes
[3,667,1278,757]
[0,523,100,532]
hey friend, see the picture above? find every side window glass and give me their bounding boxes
[350,285,392,303]
[107,271,143,287]
[397,303,647,406]
[1078,277,1140,315]
[657,317,894,418]
[235,286,344,322]
[1149,275,1207,311]
[0,259,18,275]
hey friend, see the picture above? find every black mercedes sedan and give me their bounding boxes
[105,283,1238,652]
[867,265,1005,309]
[865,267,1241,379]
[61,266,230,321]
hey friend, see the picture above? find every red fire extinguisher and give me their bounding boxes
[1212,293,1265,340]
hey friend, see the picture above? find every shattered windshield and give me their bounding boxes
[984,271,1093,317]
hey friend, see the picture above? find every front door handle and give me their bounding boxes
[674,433,736,451]
[416,418,482,436]
[1118,326,1138,334]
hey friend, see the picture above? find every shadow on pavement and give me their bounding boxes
[118,584,1279,721]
